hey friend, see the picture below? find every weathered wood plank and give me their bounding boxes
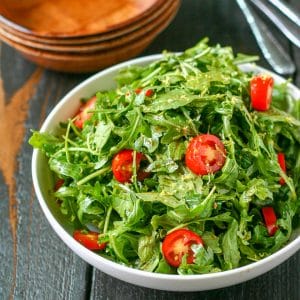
[91,251,300,300]
[141,0,278,68]
[0,43,90,300]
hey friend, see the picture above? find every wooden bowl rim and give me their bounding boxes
[0,0,179,52]
[0,0,164,38]
[0,2,179,62]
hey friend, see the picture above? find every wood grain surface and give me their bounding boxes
[0,0,299,299]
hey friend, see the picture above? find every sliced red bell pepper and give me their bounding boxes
[135,88,154,97]
[262,206,278,236]
[73,230,106,250]
[277,152,286,185]
[250,74,274,111]
[54,178,64,191]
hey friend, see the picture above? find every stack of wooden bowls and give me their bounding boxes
[0,0,180,73]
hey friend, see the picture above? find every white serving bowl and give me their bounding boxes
[32,54,300,291]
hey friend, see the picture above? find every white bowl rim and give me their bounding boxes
[32,53,300,291]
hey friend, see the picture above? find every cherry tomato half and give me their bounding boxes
[73,230,106,250]
[277,152,286,185]
[185,134,226,175]
[162,228,204,267]
[112,149,149,183]
[73,95,97,129]
[250,74,274,111]
[261,206,278,236]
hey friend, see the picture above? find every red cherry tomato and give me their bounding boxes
[185,134,226,175]
[73,95,97,129]
[277,152,286,185]
[261,207,278,236]
[135,88,154,97]
[250,74,274,111]
[73,230,106,250]
[112,149,149,183]
[162,228,204,267]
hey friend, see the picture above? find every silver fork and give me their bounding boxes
[236,0,296,75]
[267,0,300,27]
[251,0,300,48]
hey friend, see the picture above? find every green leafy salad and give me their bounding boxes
[29,39,300,274]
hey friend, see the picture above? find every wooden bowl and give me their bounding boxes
[0,2,180,73]
[0,0,178,53]
[0,0,167,45]
[0,0,163,37]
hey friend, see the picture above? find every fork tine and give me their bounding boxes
[236,0,296,75]
[268,0,300,27]
[250,0,300,48]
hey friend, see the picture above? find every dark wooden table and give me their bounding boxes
[1,1,299,299]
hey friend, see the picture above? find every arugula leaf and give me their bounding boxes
[29,131,62,156]
[29,38,300,275]
[222,219,241,269]
[137,233,160,271]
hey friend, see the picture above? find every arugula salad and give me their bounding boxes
[30,39,300,274]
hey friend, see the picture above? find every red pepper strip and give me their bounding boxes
[277,153,286,185]
[145,89,154,97]
[250,74,274,111]
[135,88,154,97]
[54,179,64,191]
[135,88,142,94]
[262,206,278,236]
[73,230,106,250]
